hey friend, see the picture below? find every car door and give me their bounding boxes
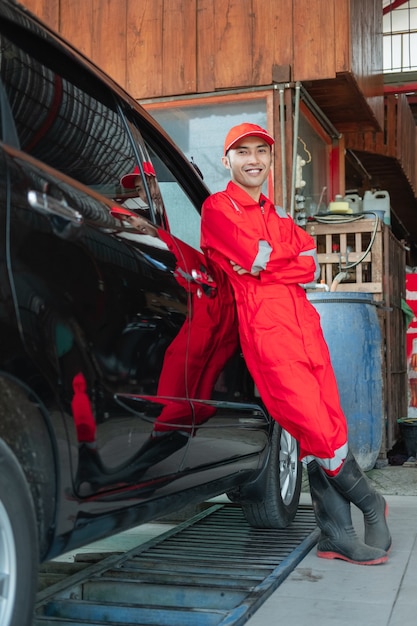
[4,146,194,492]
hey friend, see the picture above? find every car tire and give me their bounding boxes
[0,439,38,626]
[231,422,302,529]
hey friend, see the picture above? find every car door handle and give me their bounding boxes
[28,190,83,225]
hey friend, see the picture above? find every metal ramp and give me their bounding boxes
[34,503,319,626]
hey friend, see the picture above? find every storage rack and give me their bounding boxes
[306,215,407,457]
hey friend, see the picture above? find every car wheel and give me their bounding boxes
[0,439,38,626]
[235,422,302,529]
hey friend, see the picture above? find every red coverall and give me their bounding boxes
[149,228,239,433]
[201,181,348,471]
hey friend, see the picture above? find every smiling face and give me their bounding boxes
[133,176,148,204]
[222,136,272,200]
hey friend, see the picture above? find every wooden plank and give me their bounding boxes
[386,95,397,156]
[293,0,336,80]
[92,0,127,88]
[316,252,373,265]
[196,0,216,93]
[126,0,164,98]
[374,129,386,156]
[334,0,350,72]
[396,94,417,189]
[213,0,254,88]
[371,231,383,284]
[382,225,407,451]
[253,0,293,85]
[21,0,60,31]
[324,263,332,288]
[161,0,197,95]
[348,0,384,130]
[60,0,94,61]
[325,283,382,293]
[252,0,275,85]
[307,217,382,236]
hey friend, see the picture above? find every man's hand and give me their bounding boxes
[230,260,260,277]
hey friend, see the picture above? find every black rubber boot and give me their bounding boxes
[307,461,388,565]
[329,449,391,552]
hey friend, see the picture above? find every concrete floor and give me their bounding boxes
[247,464,417,626]
[246,491,417,626]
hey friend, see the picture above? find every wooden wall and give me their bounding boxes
[349,0,384,122]
[22,0,383,106]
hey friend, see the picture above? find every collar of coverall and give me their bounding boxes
[225,181,270,208]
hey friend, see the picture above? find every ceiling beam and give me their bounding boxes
[383,0,410,16]
[384,82,417,94]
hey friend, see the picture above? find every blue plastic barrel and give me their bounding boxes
[307,292,383,470]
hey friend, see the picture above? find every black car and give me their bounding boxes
[0,2,302,625]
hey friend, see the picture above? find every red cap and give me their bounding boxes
[224,123,274,155]
[120,162,156,189]
[143,161,156,177]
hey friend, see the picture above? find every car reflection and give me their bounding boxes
[71,213,238,497]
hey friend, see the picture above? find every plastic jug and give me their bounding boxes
[363,190,391,225]
[344,193,363,213]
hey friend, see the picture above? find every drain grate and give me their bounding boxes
[34,503,319,626]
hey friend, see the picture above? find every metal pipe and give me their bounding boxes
[305,281,330,292]
[330,271,350,291]
[279,85,287,212]
[300,85,341,139]
[290,82,300,218]
[140,82,294,105]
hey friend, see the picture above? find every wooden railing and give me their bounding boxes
[388,93,417,193]
[345,93,417,196]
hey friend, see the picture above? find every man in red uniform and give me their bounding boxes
[200,122,391,565]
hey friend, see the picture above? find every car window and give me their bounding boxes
[121,108,207,250]
[158,180,201,251]
[116,120,167,228]
[141,147,203,252]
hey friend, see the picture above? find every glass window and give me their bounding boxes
[149,98,268,194]
[383,2,417,72]
[297,110,330,214]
